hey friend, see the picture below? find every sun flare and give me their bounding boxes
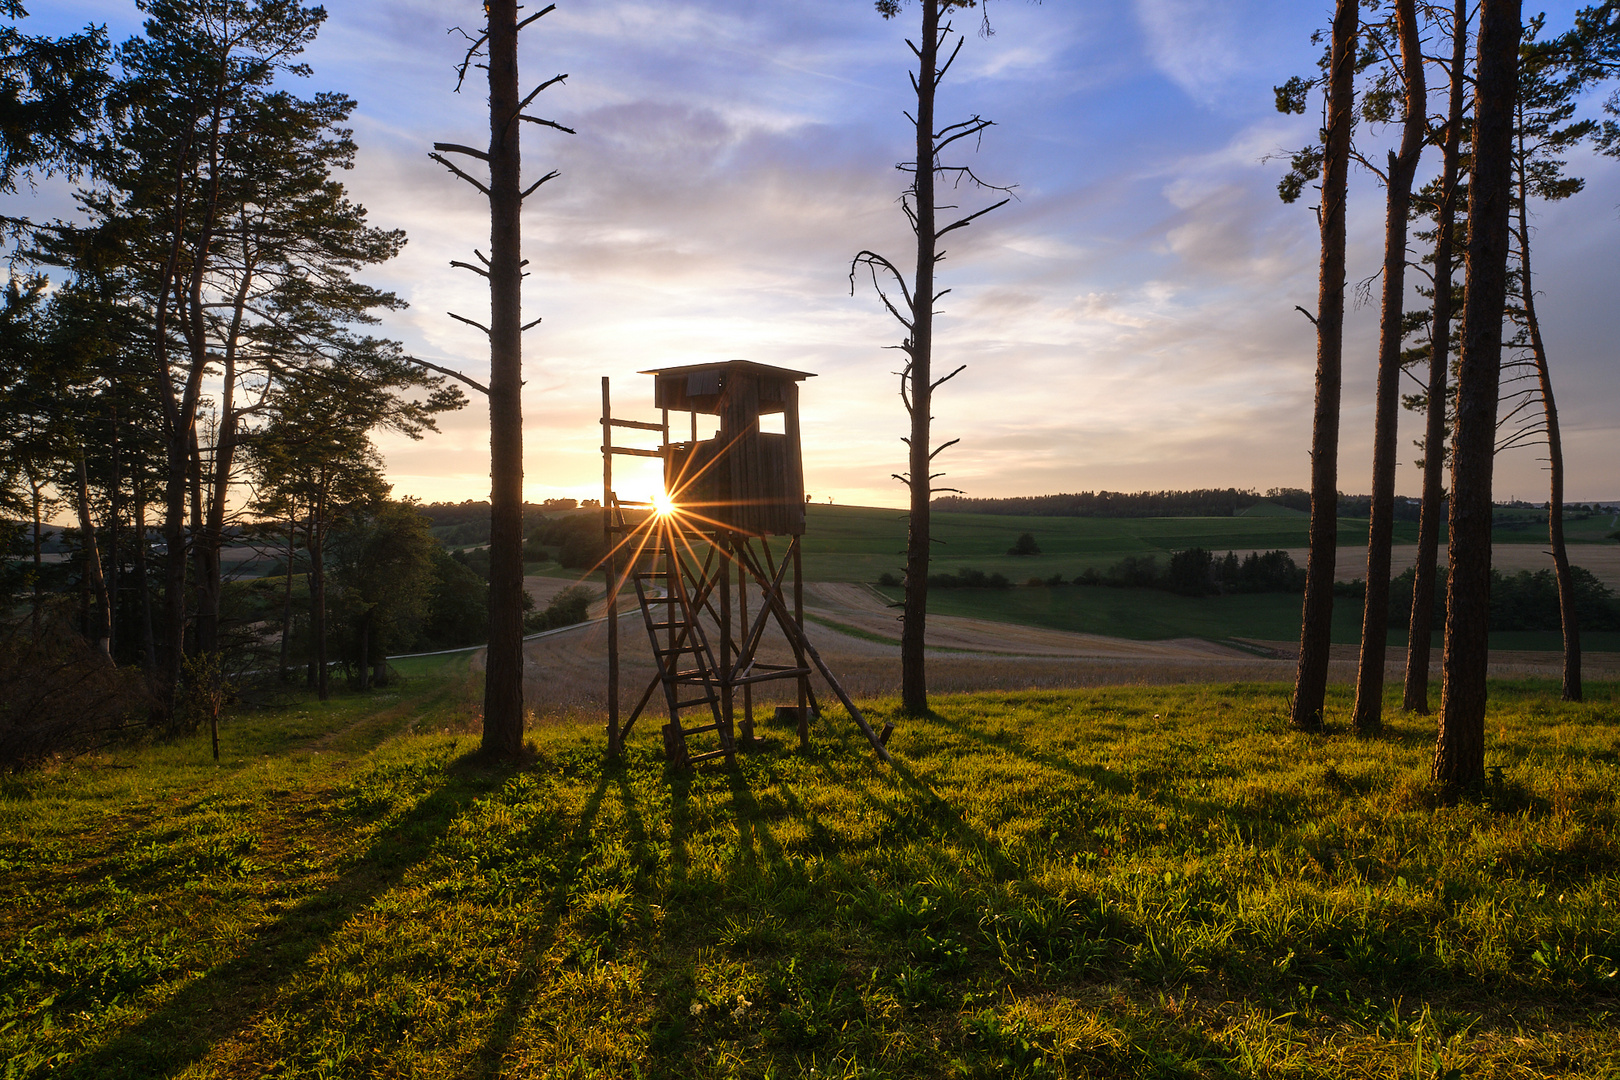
[652,489,677,517]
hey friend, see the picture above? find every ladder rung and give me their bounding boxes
[647,621,685,630]
[635,571,668,578]
[675,695,719,709]
[687,748,733,764]
[681,722,724,735]
[657,645,697,656]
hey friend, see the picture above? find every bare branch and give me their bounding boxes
[521,317,542,332]
[517,71,568,112]
[929,365,966,393]
[433,141,490,161]
[520,169,561,201]
[447,311,491,335]
[933,115,992,156]
[928,437,961,461]
[515,4,558,33]
[934,197,1010,241]
[935,33,966,85]
[450,260,490,278]
[429,152,490,196]
[519,115,576,134]
[408,357,489,396]
[1294,305,1319,326]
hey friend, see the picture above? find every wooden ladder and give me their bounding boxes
[632,558,735,767]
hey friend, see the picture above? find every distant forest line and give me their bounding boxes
[930,489,1619,520]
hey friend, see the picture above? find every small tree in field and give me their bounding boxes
[852,0,1008,717]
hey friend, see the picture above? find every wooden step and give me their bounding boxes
[674,695,719,709]
[687,748,734,764]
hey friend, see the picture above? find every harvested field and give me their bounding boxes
[513,575,1620,720]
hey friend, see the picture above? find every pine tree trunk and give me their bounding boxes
[1353,0,1426,736]
[312,489,329,702]
[1291,0,1358,732]
[482,0,526,758]
[900,0,942,718]
[1405,0,1469,714]
[1436,0,1521,795]
[30,483,43,640]
[133,463,156,673]
[1516,218,1580,701]
[280,515,296,682]
[76,458,112,660]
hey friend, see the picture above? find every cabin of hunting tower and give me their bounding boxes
[646,360,811,537]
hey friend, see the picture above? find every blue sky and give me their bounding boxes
[17,0,1620,507]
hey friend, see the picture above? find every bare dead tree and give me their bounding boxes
[432,1,572,759]
[1351,0,1427,736]
[1435,0,1522,797]
[852,0,1009,717]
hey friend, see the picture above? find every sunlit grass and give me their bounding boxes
[3,669,1618,1077]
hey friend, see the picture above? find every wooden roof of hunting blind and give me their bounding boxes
[641,360,814,416]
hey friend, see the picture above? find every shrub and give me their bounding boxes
[1007,532,1041,556]
[928,568,1011,589]
[523,585,596,635]
[0,611,155,770]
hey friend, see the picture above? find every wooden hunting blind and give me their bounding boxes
[600,361,891,768]
[653,361,809,537]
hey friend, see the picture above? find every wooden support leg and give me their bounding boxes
[720,535,734,741]
[739,548,755,744]
[793,539,809,749]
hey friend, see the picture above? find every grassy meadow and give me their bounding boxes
[796,502,1619,586]
[5,657,1620,1078]
[794,505,1378,584]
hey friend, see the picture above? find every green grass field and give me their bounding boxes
[900,584,1620,653]
[796,504,1619,585]
[5,664,1620,1078]
[796,505,1379,583]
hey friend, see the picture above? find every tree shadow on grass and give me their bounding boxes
[59,751,507,1080]
[452,761,616,1080]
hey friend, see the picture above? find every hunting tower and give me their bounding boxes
[600,361,890,767]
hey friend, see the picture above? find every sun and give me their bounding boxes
[652,489,677,518]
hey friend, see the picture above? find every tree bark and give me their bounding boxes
[195,248,254,657]
[133,456,156,673]
[75,457,112,659]
[1291,0,1358,732]
[481,0,526,758]
[1405,0,1470,714]
[1436,0,1521,795]
[1352,0,1427,736]
[312,485,329,701]
[280,514,296,682]
[900,0,942,718]
[1514,183,1580,701]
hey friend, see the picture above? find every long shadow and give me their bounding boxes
[916,703,1145,799]
[457,763,617,1080]
[60,752,507,1080]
